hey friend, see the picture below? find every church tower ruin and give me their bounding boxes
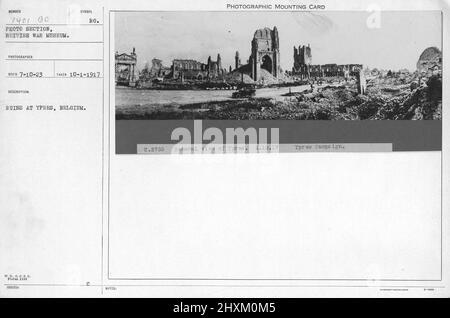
[235,51,241,69]
[293,44,312,79]
[250,26,281,81]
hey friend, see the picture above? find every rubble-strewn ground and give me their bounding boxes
[116,73,442,120]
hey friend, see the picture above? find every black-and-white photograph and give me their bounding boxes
[115,11,442,120]
[2,0,449,300]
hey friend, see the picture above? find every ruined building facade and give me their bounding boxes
[207,54,223,78]
[250,27,281,80]
[149,58,171,78]
[293,45,312,79]
[235,51,241,70]
[292,44,362,79]
[115,47,137,86]
[171,59,206,80]
[170,54,224,80]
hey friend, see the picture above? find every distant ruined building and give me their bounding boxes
[171,59,206,80]
[115,47,137,86]
[292,44,362,79]
[149,58,171,78]
[249,27,281,80]
[171,54,224,81]
[207,54,224,78]
[235,51,241,70]
[293,44,312,78]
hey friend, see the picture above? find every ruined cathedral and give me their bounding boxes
[249,27,281,81]
[293,44,312,78]
[292,44,362,79]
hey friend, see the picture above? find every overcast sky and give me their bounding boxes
[115,11,441,72]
